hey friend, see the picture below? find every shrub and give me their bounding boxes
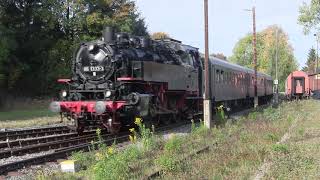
[71,151,95,170]
[93,145,142,180]
[156,154,180,172]
[135,117,156,150]
[164,135,183,153]
[192,120,208,137]
[264,133,279,142]
[272,144,289,154]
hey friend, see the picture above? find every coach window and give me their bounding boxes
[221,71,224,83]
[216,70,220,83]
[232,73,235,84]
[242,74,244,85]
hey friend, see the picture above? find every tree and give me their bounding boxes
[211,53,227,61]
[298,0,320,34]
[302,48,317,73]
[298,1,320,74]
[230,25,298,91]
[151,32,170,40]
[0,0,148,97]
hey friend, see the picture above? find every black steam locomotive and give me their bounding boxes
[50,27,202,133]
[50,27,273,133]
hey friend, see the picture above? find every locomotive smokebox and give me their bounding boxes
[103,26,114,44]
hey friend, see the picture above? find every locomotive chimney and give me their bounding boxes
[103,26,114,44]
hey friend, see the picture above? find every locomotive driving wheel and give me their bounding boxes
[101,113,121,134]
[67,118,85,134]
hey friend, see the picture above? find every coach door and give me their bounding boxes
[293,77,305,95]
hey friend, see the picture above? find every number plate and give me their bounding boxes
[83,66,104,72]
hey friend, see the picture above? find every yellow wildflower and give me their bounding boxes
[129,128,135,133]
[107,147,114,155]
[134,117,142,125]
[129,135,135,143]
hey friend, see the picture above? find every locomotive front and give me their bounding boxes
[50,28,148,133]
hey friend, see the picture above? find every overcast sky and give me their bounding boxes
[135,0,314,69]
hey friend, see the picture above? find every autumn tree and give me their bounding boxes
[230,25,298,91]
[151,32,170,40]
[211,53,227,61]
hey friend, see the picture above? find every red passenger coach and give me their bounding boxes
[308,73,320,92]
[285,71,310,99]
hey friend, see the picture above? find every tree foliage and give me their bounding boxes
[211,53,227,61]
[298,0,320,74]
[229,25,298,91]
[151,32,170,40]
[298,0,320,34]
[302,48,317,73]
[0,0,148,97]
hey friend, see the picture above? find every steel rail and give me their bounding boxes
[0,128,72,141]
[0,131,96,149]
[0,126,68,137]
[0,133,113,159]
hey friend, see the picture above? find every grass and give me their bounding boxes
[0,109,57,121]
[36,100,320,179]
[263,100,320,179]
[0,98,62,128]
[0,109,60,128]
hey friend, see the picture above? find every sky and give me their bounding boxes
[135,0,314,69]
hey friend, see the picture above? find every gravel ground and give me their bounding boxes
[0,150,54,166]
[0,132,77,151]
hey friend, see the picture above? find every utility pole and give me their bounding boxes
[252,6,258,108]
[203,0,212,128]
[315,34,319,91]
[274,28,279,105]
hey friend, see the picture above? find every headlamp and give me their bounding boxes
[105,90,112,98]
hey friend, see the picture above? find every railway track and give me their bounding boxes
[0,134,129,175]
[0,132,103,159]
[0,126,72,141]
[0,121,191,175]
[0,131,95,150]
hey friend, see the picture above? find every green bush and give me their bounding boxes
[164,135,183,153]
[71,151,95,170]
[156,154,180,172]
[264,133,279,142]
[272,144,289,154]
[192,121,208,137]
[93,145,142,180]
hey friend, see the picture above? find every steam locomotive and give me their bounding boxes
[50,27,273,133]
